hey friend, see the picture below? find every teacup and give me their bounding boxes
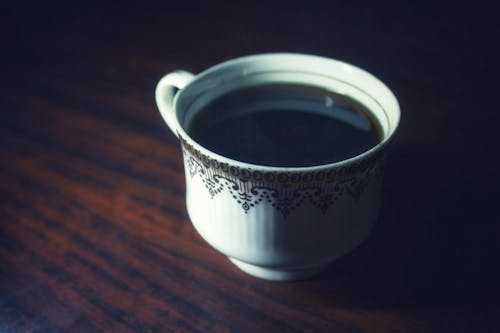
[155,53,400,280]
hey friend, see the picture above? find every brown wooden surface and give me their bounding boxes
[1,2,499,332]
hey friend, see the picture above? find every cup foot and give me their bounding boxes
[229,258,327,281]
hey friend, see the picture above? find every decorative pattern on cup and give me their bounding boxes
[180,135,385,217]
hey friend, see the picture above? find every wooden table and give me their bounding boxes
[1,2,499,332]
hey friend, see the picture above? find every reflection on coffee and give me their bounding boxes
[187,84,382,167]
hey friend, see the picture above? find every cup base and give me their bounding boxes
[229,258,328,281]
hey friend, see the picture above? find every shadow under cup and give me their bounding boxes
[161,54,400,281]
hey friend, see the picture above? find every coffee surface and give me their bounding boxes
[187,84,382,167]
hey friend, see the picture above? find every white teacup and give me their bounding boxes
[155,53,400,281]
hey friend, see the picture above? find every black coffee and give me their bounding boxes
[187,84,382,167]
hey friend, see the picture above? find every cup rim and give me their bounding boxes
[173,53,400,172]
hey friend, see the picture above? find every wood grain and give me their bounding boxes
[1,2,499,332]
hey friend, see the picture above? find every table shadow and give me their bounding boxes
[284,149,500,311]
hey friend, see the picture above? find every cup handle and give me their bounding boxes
[155,70,195,138]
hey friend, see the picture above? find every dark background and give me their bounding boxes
[1,1,499,332]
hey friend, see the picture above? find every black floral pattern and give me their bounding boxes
[181,135,383,217]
